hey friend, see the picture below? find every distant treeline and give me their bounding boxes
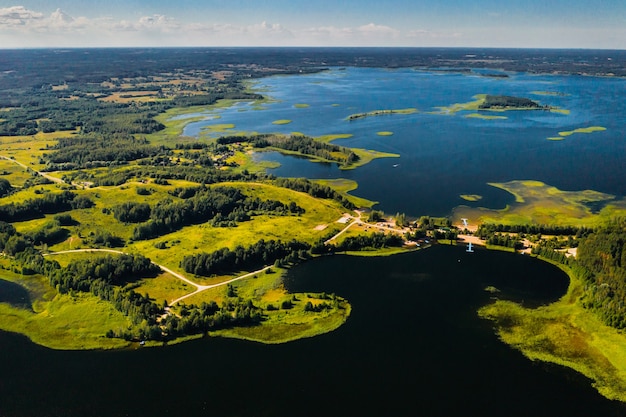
[0,190,93,222]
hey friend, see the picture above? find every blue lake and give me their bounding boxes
[183,67,626,216]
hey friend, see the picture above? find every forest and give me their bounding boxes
[576,219,626,328]
[479,95,546,109]
[131,186,304,240]
[0,190,93,222]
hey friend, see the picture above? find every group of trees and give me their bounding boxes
[476,223,592,239]
[274,177,355,210]
[131,186,304,240]
[0,190,93,222]
[158,299,263,339]
[480,95,545,109]
[112,202,151,223]
[44,135,168,171]
[65,164,261,188]
[181,239,311,276]
[0,178,13,198]
[311,232,403,254]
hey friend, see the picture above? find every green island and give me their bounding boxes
[346,108,418,121]
[435,94,570,115]
[2,50,626,406]
[377,131,394,136]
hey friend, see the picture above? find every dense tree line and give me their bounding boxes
[65,165,261,188]
[476,223,592,239]
[181,239,311,276]
[274,177,355,209]
[485,233,523,249]
[334,232,403,252]
[132,187,303,240]
[0,190,94,222]
[312,232,403,254]
[576,219,626,328]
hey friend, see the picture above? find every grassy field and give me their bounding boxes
[0,268,130,350]
[479,259,626,402]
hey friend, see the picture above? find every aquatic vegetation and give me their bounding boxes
[464,113,507,120]
[479,262,626,402]
[460,194,483,202]
[294,103,310,108]
[453,180,622,226]
[377,131,394,136]
[554,126,607,138]
[272,119,292,125]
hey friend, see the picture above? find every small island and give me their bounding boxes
[478,95,548,110]
[346,108,418,121]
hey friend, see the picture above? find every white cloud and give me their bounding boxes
[0,5,621,48]
[0,6,43,26]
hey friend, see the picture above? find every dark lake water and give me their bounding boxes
[1,246,626,416]
[184,67,626,216]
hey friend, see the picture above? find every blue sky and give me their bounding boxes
[1,0,625,48]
